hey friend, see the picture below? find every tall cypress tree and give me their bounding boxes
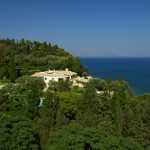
[111,92,123,136]
[9,53,16,82]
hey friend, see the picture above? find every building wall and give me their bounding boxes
[44,76,67,87]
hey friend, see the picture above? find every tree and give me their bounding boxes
[58,92,82,120]
[72,56,81,73]
[78,83,98,112]
[16,76,45,98]
[88,78,106,91]
[9,53,16,82]
[82,71,88,78]
[77,83,101,126]
[49,80,70,92]
[0,42,11,65]
[130,95,150,148]
[37,90,60,149]
[0,112,39,150]
[46,123,144,150]
[111,92,124,136]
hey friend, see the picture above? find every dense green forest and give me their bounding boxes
[0,39,150,150]
[0,39,88,82]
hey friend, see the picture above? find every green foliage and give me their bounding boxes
[58,92,82,119]
[0,41,11,65]
[49,80,70,92]
[89,78,106,91]
[62,55,87,75]
[9,53,16,82]
[82,71,88,78]
[0,77,44,118]
[111,92,124,136]
[107,79,132,94]
[76,83,102,127]
[130,95,150,147]
[0,112,39,150]
[0,38,150,150]
[16,76,45,94]
[46,123,144,150]
[70,85,85,93]
[78,83,98,112]
[37,90,60,149]
[0,39,87,81]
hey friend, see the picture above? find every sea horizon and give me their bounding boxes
[80,56,150,59]
[81,57,150,96]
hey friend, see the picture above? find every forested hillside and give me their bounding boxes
[0,39,150,150]
[0,39,87,82]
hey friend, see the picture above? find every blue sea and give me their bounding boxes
[81,57,150,96]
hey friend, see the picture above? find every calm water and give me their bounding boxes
[81,57,150,95]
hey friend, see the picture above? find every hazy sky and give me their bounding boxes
[0,0,150,57]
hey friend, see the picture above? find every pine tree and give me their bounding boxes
[9,53,16,82]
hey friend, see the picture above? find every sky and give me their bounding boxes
[0,0,150,57]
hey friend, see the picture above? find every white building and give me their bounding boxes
[32,68,77,88]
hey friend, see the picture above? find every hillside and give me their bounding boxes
[0,39,88,82]
[0,39,150,150]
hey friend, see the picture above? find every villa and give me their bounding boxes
[32,68,77,87]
